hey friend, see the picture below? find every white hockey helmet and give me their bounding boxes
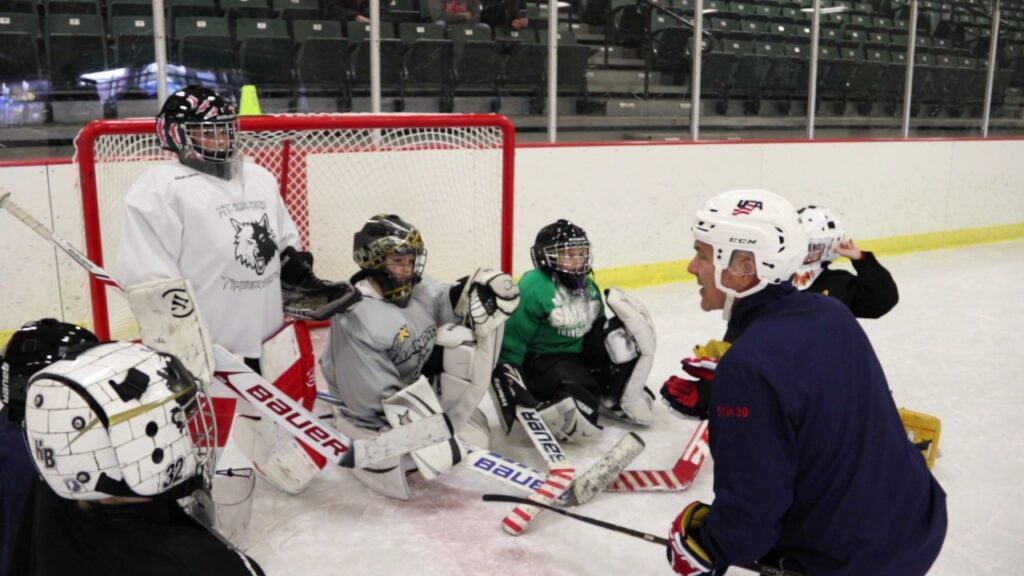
[691,189,807,307]
[793,205,848,290]
[23,342,216,501]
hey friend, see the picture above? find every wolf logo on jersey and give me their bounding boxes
[231,213,278,274]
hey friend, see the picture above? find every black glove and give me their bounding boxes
[490,363,538,434]
[280,246,351,302]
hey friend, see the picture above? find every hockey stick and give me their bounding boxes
[481,495,806,576]
[607,419,710,492]
[501,405,576,535]
[316,391,640,505]
[467,433,643,509]
[214,346,453,469]
[0,190,452,469]
[0,189,349,325]
[0,189,124,291]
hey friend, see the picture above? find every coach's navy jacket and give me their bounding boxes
[701,284,947,576]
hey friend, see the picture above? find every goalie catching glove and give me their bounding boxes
[454,268,520,335]
[280,246,361,320]
[668,501,723,575]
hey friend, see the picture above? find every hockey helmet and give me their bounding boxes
[1,318,98,423]
[691,189,807,307]
[23,342,216,501]
[156,85,239,180]
[352,214,427,307]
[793,205,848,290]
[531,219,593,292]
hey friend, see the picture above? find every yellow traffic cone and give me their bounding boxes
[239,85,262,116]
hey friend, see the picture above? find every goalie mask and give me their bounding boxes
[156,85,239,181]
[692,189,807,314]
[352,214,427,307]
[531,219,593,293]
[23,342,216,501]
[1,318,98,424]
[794,205,848,290]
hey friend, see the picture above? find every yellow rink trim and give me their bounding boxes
[2,223,1023,349]
[592,222,1024,290]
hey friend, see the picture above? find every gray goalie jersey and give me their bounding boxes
[320,276,458,428]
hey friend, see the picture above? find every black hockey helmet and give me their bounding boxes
[1,318,98,423]
[531,219,593,292]
[156,85,239,180]
[352,214,427,307]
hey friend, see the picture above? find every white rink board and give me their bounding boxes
[2,138,1023,332]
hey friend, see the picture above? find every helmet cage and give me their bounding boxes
[181,118,238,164]
[24,342,216,501]
[354,230,427,307]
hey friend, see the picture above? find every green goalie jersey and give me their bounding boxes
[498,268,605,366]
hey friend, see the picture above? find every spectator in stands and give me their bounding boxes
[428,0,489,32]
[481,0,529,30]
[325,0,371,23]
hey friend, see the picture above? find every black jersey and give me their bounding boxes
[9,482,264,576]
[806,251,899,319]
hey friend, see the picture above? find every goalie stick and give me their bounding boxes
[607,419,710,492]
[481,495,807,576]
[315,391,641,505]
[0,189,452,469]
[501,405,576,535]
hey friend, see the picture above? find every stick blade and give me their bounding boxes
[568,432,646,505]
[349,413,454,468]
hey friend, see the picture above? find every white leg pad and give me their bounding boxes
[333,410,410,500]
[211,437,256,550]
[604,288,657,426]
[382,377,466,481]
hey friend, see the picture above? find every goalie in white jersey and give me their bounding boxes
[321,214,520,499]
[117,86,356,546]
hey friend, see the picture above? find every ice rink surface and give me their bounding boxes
[247,240,1024,576]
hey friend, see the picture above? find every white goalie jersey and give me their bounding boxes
[118,161,300,358]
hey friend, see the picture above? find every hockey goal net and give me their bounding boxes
[75,114,516,341]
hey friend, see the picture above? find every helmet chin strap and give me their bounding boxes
[714,267,768,321]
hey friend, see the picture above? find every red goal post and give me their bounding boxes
[76,114,516,341]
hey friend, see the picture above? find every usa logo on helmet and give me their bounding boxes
[732,200,764,215]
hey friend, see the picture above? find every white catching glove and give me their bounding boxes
[455,268,520,335]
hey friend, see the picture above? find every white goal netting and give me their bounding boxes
[76,114,515,340]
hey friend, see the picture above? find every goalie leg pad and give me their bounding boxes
[538,394,602,442]
[211,440,257,550]
[127,277,215,385]
[233,322,325,494]
[602,288,657,426]
[333,411,411,500]
[436,323,500,433]
[459,408,491,450]
[382,377,466,480]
